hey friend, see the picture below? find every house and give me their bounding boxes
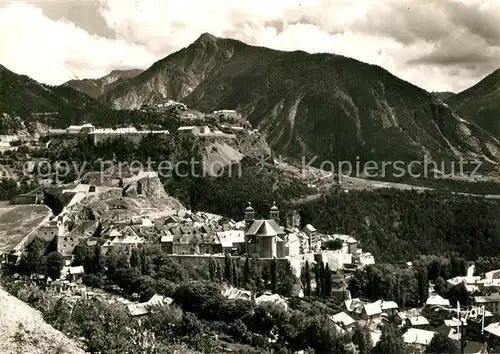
[381,300,399,317]
[284,233,301,257]
[198,126,211,135]
[221,286,252,300]
[344,298,364,314]
[303,224,321,252]
[330,311,356,331]
[363,301,382,321]
[255,293,288,310]
[403,328,436,346]
[396,308,422,326]
[177,126,200,136]
[127,294,174,317]
[474,293,500,315]
[426,294,451,307]
[61,266,85,282]
[485,270,500,279]
[408,315,430,327]
[160,232,173,254]
[217,230,245,254]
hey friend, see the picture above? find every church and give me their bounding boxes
[244,202,288,258]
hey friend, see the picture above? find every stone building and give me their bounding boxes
[244,202,286,258]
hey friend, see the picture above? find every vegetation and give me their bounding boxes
[298,188,500,262]
[0,178,39,201]
[348,255,467,307]
[2,242,357,354]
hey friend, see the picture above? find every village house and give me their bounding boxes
[177,126,200,136]
[127,294,175,317]
[403,328,436,348]
[344,298,365,315]
[330,311,356,332]
[362,301,382,321]
[303,224,321,252]
[474,293,500,315]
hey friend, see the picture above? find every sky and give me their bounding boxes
[0,0,499,93]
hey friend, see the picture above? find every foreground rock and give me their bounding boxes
[0,287,84,354]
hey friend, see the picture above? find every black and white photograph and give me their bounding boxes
[0,0,499,353]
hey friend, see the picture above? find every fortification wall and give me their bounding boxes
[93,133,171,145]
[10,195,41,205]
[166,254,291,269]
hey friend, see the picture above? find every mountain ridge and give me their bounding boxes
[100,33,500,165]
[62,68,143,99]
[445,69,500,138]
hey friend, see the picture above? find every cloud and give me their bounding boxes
[0,2,155,85]
[1,0,498,93]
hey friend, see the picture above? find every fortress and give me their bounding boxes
[47,123,170,145]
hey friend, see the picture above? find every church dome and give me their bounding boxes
[245,202,254,211]
[270,201,279,211]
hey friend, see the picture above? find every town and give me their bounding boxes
[1,157,500,353]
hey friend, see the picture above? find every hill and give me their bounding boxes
[62,69,143,99]
[0,286,84,354]
[0,64,180,130]
[102,33,500,165]
[0,64,104,120]
[446,68,500,138]
[432,91,455,100]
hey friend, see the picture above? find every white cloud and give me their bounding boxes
[1,0,498,92]
[0,2,155,85]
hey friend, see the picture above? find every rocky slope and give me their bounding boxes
[102,33,500,165]
[446,68,500,138]
[62,69,143,99]
[0,286,84,354]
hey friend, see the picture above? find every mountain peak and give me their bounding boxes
[196,32,218,43]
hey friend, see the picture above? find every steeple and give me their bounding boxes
[244,202,255,225]
[270,201,279,222]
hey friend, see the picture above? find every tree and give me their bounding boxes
[224,252,232,283]
[46,251,64,281]
[231,258,239,287]
[416,264,429,305]
[434,277,446,295]
[323,263,332,297]
[243,256,250,286]
[304,261,312,296]
[351,324,372,354]
[93,244,103,274]
[270,258,278,293]
[372,326,404,354]
[315,262,322,297]
[277,261,296,297]
[208,257,216,282]
[130,248,141,269]
[140,249,151,275]
[17,239,46,277]
[323,239,343,251]
[215,259,223,283]
[426,332,457,353]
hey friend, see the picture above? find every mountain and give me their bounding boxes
[446,69,500,138]
[0,65,179,130]
[101,33,500,165]
[62,69,143,99]
[432,91,455,100]
[0,64,106,125]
